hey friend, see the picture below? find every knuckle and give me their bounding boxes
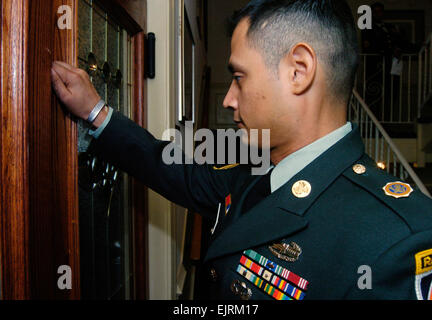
[77,69,89,78]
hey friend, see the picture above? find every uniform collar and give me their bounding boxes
[204,123,364,262]
[274,122,362,216]
[271,122,352,193]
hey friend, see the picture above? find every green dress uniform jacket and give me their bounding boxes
[89,111,432,300]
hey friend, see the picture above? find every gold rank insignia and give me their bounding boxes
[382,181,413,199]
[213,164,239,171]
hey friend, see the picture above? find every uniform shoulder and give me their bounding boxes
[342,155,432,234]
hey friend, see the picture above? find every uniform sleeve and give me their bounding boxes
[88,111,241,218]
[344,230,432,300]
[88,106,114,138]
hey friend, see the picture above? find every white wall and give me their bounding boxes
[146,0,176,300]
[146,0,207,300]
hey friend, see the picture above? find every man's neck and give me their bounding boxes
[270,117,347,166]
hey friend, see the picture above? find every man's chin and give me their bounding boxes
[240,128,271,150]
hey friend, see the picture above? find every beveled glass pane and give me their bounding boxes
[107,81,119,111]
[127,36,132,84]
[92,74,106,101]
[119,31,126,114]
[126,85,132,118]
[107,21,119,70]
[78,0,133,300]
[78,120,93,153]
[119,83,124,115]
[119,30,124,77]
[92,4,106,70]
[78,0,91,60]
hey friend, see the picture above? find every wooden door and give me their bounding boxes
[0,0,148,299]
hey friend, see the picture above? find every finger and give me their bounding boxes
[53,61,76,71]
[51,68,71,101]
[52,62,77,85]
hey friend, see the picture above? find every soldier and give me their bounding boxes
[51,0,432,300]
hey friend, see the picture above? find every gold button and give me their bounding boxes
[292,180,312,198]
[353,164,366,175]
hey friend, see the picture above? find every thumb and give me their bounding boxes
[51,68,71,102]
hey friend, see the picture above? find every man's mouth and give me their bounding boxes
[234,120,244,128]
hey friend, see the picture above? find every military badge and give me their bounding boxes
[269,241,302,262]
[415,249,432,300]
[225,194,232,215]
[382,181,413,199]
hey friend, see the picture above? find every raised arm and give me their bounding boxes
[51,61,241,217]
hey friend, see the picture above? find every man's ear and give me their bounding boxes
[280,42,317,95]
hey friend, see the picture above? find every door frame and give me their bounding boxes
[1,0,32,300]
[0,0,148,299]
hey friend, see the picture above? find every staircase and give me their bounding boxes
[349,33,432,197]
[418,33,432,122]
[355,33,432,136]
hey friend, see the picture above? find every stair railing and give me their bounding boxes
[355,32,432,124]
[418,33,432,117]
[349,89,431,197]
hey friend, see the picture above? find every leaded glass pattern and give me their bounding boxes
[77,0,134,300]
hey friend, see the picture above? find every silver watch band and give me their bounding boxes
[87,99,106,123]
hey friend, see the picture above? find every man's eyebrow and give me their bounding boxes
[228,62,245,74]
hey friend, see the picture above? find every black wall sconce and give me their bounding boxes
[146,32,156,79]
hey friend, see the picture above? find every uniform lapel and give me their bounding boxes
[204,124,365,262]
[204,189,309,262]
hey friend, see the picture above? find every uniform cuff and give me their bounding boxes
[89,107,114,139]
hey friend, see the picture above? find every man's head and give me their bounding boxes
[223,0,359,157]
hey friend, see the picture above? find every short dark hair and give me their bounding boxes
[230,0,359,103]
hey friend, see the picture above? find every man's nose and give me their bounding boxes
[223,81,238,110]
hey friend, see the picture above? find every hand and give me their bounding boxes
[51,61,101,121]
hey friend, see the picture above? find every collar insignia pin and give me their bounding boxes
[292,180,312,198]
[269,241,302,262]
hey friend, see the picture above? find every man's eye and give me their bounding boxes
[233,75,242,82]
